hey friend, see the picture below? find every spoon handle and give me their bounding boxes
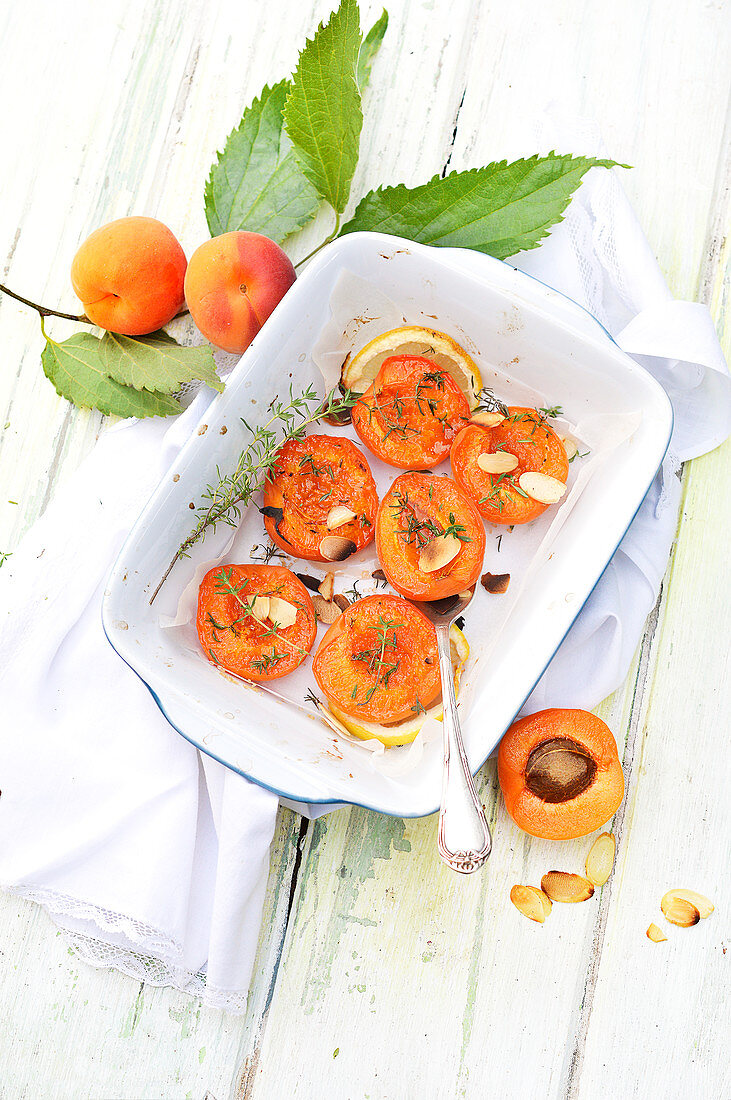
[436,624,492,874]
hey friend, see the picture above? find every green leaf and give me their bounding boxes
[340,154,622,259]
[99,330,224,394]
[41,331,182,418]
[357,9,388,90]
[204,81,320,242]
[284,0,363,214]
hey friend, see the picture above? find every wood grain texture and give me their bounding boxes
[0,1,728,1098]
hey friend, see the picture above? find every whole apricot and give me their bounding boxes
[184,232,296,355]
[71,216,187,335]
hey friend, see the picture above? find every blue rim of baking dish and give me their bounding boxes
[101,242,675,817]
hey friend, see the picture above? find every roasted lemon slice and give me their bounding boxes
[326,624,469,747]
[341,325,482,410]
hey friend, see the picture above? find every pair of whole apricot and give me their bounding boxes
[70,216,296,354]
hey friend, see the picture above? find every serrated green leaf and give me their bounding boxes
[99,330,224,394]
[204,81,321,242]
[357,9,388,89]
[340,154,622,259]
[41,331,182,418]
[284,0,363,214]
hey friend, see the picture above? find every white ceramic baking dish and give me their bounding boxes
[102,232,672,816]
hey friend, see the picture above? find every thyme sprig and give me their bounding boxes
[150,384,356,603]
[351,614,402,706]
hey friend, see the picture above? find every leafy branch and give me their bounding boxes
[150,384,358,603]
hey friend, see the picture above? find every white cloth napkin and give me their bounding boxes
[1,142,728,1013]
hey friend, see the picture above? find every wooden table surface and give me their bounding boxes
[1,1,729,1097]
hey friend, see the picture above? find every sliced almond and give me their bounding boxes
[326,505,357,530]
[250,595,270,623]
[481,571,510,595]
[519,471,567,504]
[319,535,357,562]
[318,571,335,602]
[418,533,460,574]
[540,871,595,904]
[510,885,551,924]
[267,596,297,629]
[661,891,703,926]
[312,593,342,624]
[333,593,351,612]
[662,889,713,919]
[476,451,519,474]
[585,832,615,887]
[470,410,505,429]
[560,434,579,460]
[646,922,667,942]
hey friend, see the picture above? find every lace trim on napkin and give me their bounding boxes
[6,883,249,1014]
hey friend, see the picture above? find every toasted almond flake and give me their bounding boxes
[662,889,714,919]
[250,595,270,623]
[510,885,551,923]
[470,410,505,429]
[481,571,510,595]
[647,922,667,942]
[477,450,519,474]
[326,505,357,530]
[312,593,342,624]
[418,532,460,574]
[560,434,579,460]
[319,535,357,562]
[585,832,615,886]
[318,571,335,601]
[519,471,567,504]
[333,593,351,612]
[268,596,297,629]
[661,892,702,926]
[540,871,595,904]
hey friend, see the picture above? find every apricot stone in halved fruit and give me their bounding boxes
[498,709,624,840]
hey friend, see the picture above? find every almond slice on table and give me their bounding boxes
[326,505,356,530]
[250,595,270,623]
[662,889,714,919]
[646,923,667,943]
[660,891,705,926]
[319,535,357,562]
[267,596,297,629]
[660,893,700,927]
[470,410,505,429]
[510,885,552,923]
[585,832,616,887]
[476,451,519,474]
[418,532,460,573]
[541,871,595,903]
[519,471,567,505]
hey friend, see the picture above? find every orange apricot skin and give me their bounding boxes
[184,231,296,354]
[498,709,625,840]
[70,217,187,335]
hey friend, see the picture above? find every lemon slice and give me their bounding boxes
[326,624,470,747]
[341,325,482,410]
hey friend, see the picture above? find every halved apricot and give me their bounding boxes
[498,709,625,839]
[351,354,471,469]
[375,471,486,600]
[312,593,441,724]
[262,434,379,562]
[451,407,569,525]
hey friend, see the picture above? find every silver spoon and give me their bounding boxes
[410,586,492,874]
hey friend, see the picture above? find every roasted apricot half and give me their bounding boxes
[351,354,471,469]
[197,564,316,681]
[450,406,569,525]
[375,471,486,601]
[498,709,625,839]
[312,594,441,725]
[262,434,378,562]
